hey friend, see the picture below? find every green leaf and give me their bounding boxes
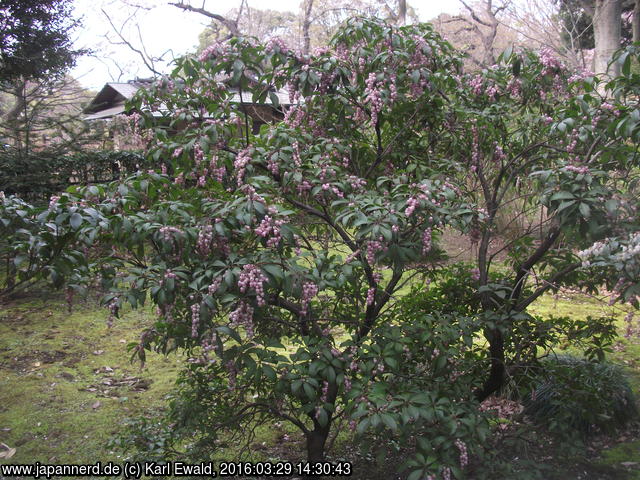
[216,325,242,343]
[316,408,328,427]
[579,202,591,218]
[303,382,315,399]
[407,469,424,480]
[380,413,397,431]
[70,213,82,229]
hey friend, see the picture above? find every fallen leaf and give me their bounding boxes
[91,401,101,409]
[0,443,16,459]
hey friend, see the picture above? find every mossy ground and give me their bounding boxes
[0,290,183,464]
[0,288,639,478]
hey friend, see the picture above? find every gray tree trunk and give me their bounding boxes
[593,0,622,76]
[398,0,407,26]
[633,0,640,43]
[302,0,314,55]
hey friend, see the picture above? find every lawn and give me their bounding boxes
[0,288,639,479]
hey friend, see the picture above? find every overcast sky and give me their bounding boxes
[71,0,462,91]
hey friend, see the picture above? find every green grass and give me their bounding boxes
[0,292,183,463]
[0,287,639,478]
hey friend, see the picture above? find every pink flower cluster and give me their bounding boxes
[405,196,419,216]
[196,225,213,256]
[265,36,289,54]
[234,147,252,185]
[366,239,386,264]
[238,264,268,306]
[229,300,255,338]
[159,226,183,242]
[255,215,284,248]
[422,228,432,255]
[540,47,562,75]
[301,281,319,316]
[455,439,469,468]
[191,303,200,338]
[208,277,222,295]
[49,195,60,210]
[565,164,590,175]
[364,72,383,125]
[366,287,376,306]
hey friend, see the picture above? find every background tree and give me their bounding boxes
[0,0,84,82]
[432,0,517,69]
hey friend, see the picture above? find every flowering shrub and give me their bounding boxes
[2,16,640,476]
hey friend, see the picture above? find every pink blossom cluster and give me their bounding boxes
[320,380,329,403]
[301,281,319,316]
[409,35,431,70]
[422,228,432,255]
[567,69,593,83]
[159,226,183,242]
[469,75,484,96]
[194,142,204,166]
[366,239,386,264]
[364,72,383,125]
[196,225,213,256]
[470,268,480,281]
[229,300,255,338]
[540,47,562,75]
[346,175,367,191]
[238,264,268,306]
[241,184,265,204]
[162,270,177,284]
[49,195,60,210]
[292,142,302,167]
[455,439,469,468]
[345,249,361,264]
[506,78,522,98]
[565,164,590,175]
[405,196,419,216]
[265,36,289,54]
[234,147,253,185]
[343,376,352,393]
[208,276,222,295]
[198,41,230,62]
[371,358,384,375]
[283,105,306,128]
[471,124,480,172]
[209,155,225,183]
[601,102,621,116]
[191,303,200,338]
[492,143,506,164]
[366,287,376,306]
[255,215,284,248]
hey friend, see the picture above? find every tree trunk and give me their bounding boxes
[306,424,330,463]
[633,0,640,43]
[475,328,505,402]
[305,381,337,463]
[593,0,622,76]
[398,0,407,26]
[302,0,314,56]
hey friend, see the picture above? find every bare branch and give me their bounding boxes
[101,8,161,75]
[169,1,240,37]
